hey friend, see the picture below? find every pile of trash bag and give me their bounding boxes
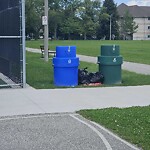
[78,67,104,85]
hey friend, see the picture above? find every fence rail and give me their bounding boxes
[0,36,21,38]
[0,0,25,88]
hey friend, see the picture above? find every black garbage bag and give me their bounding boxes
[78,67,104,85]
[89,72,104,84]
[78,67,90,84]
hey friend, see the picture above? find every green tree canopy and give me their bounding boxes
[48,0,63,39]
[25,0,43,39]
[119,10,138,40]
[77,0,101,39]
[97,0,119,40]
[26,0,132,40]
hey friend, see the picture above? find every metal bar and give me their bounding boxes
[110,15,112,40]
[0,83,21,87]
[44,0,49,62]
[22,0,26,88]
[0,36,21,38]
[19,0,23,87]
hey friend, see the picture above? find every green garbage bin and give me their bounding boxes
[97,45,123,84]
[101,45,120,56]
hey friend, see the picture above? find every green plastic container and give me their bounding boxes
[97,45,123,84]
[101,45,119,56]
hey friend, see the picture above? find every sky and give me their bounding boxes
[113,0,150,6]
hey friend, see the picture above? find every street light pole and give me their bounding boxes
[109,14,112,40]
[44,0,49,62]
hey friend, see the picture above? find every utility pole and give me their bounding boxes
[22,0,26,88]
[44,0,49,61]
[109,14,112,40]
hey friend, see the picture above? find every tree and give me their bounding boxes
[60,17,81,39]
[77,0,101,40]
[96,7,109,39]
[97,0,119,40]
[25,0,43,39]
[119,11,138,40]
[25,0,102,40]
[49,10,63,40]
[59,0,82,39]
[48,0,63,39]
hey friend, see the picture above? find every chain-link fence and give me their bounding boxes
[0,0,25,88]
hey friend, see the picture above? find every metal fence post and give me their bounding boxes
[44,0,49,62]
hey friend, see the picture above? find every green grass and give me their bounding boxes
[78,106,150,150]
[26,40,150,65]
[26,52,55,89]
[26,51,150,88]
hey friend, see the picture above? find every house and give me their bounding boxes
[117,3,150,40]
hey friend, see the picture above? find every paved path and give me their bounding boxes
[26,47,150,75]
[0,113,140,150]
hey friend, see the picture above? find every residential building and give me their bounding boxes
[117,3,150,40]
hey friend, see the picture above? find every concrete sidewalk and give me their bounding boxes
[0,85,150,117]
[26,47,150,75]
[0,85,149,150]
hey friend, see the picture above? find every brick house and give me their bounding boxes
[117,3,150,40]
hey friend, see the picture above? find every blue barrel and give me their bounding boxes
[56,46,76,58]
[53,46,79,87]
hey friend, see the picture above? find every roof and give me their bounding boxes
[117,3,150,18]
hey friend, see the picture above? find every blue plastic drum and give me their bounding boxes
[56,46,76,58]
[53,46,79,87]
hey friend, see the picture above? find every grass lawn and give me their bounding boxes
[26,51,150,89]
[78,106,150,150]
[26,40,150,65]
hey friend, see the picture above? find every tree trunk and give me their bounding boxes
[68,33,71,40]
[84,33,87,40]
[54,25,57,40]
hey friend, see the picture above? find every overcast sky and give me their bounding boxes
[114,0,150,6]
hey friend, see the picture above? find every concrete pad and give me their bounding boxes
[0,89,45,116]
[0,86,150,117]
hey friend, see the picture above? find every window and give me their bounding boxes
[148,35,150,38]
[148,26,150,29]
[148,17,150,20]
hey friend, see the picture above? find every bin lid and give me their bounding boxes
[101,45,120,56]
[56,46,76,58]
[53,57,79,67]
